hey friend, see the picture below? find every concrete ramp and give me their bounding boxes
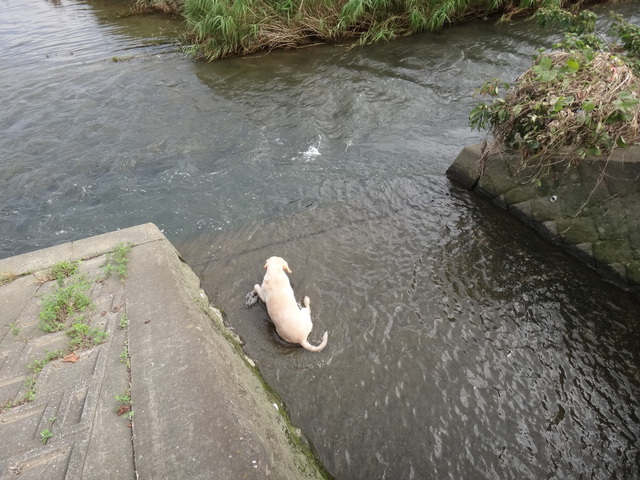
[0,224,328,479]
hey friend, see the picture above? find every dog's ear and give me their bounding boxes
[263,261,268,270]
[283,262,292,274]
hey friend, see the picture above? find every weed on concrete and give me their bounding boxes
[21,376,37,403]
[117,310,133,419]
[0,271,17,286]
[35,260,80,284]
[1,351,66,407]
[21,350,63,407]
[67,321,108,350]
[38,274,93,332]
[115,389,133,420]
[102,242,133,282]
[40,428,53,444]
[39,416,57,444]
[3,246,136,413]
[118,313,129,329]
[28,350,64,374]
[51,260,80,283]
[120,345,130,368]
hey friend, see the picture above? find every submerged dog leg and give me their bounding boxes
[245,290,259,307]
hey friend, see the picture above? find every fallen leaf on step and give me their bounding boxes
[117,405,130,416]
[63,353,79,363]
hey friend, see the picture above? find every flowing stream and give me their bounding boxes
[2,1,640,478]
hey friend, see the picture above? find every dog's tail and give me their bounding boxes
[301,331,328,352]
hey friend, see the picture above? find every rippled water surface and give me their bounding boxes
[182,175,640,479]
[2,1,640,478]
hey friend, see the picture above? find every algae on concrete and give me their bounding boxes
[447,144,640,294]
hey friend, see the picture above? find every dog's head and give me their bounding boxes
[264,256,292,274]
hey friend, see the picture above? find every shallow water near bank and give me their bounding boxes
[2,1,640,478]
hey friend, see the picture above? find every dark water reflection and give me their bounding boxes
[2,1,640,478]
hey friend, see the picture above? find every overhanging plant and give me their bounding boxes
[469,7,640,184]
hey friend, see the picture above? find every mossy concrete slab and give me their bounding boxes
[447,145,640,292]
[627,261,640,284]
[591,199,629,241]
[446,143,483,189]
[478,154,523,196]
[555,217,600,245]
[593,239,634,264]
[531,196,564,223]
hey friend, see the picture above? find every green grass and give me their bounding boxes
[9,323,20,336]
[7,351,64,407]
[35,260,80,284]
[22,376,37,403]
[120,345,131,368]
[38,274,93,332]
[103,243,133,282]
[180,0,573,60]
[51,260,80,283]
[67,321,109,350]
[27,350,64,374]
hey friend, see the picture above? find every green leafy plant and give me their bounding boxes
[119,313,129,329]
[610,13,640,73]
[40,429,54,444]
[470,8,640,182]
[115,391,131,405]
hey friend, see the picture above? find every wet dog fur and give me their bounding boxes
[251,256,328,352]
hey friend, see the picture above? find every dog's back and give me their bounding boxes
[252,257,328,352]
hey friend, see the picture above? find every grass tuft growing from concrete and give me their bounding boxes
[102,242,133,282]
[38,274,93,332]
[0,271,17,286]
[66,321,109,350]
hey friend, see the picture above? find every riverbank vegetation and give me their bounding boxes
[134,0,586,60]
[470,6,640,181]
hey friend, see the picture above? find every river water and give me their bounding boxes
[2,1,640,478]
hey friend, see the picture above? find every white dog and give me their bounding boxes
[251,256,328,352]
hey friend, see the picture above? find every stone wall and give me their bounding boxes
[447,144,640,294]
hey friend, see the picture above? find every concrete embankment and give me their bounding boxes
[447,144,640,294]
[0,223,329,479]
